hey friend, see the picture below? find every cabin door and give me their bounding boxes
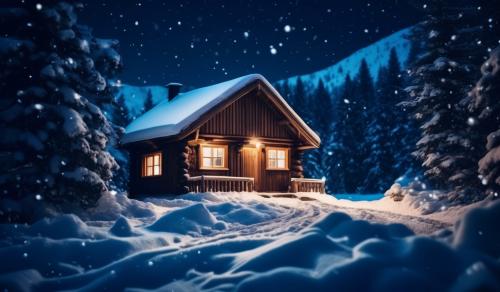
[241,147,260,191]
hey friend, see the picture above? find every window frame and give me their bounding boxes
[266,147,289,170]
[199,144,228,170]
[142,152,162,177]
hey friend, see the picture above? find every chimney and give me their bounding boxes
[166,82,183,101]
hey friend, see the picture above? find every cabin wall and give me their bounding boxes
[128,142,185,196]
[187,140,295,192]
[199,90,294,139]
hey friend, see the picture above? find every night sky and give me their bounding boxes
[80,0,425,88]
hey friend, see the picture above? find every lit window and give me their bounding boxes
[200,145,227,169]
[267,147,288,170]
[142,152,162,177]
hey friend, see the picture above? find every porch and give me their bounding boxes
[187,175,325,193]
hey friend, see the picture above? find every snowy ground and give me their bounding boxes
[0,192,499,291]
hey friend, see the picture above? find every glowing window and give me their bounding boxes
[200,145,227,169]
[267,147,288,170]
[142,152,162,177]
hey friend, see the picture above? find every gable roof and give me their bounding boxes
[121,74,320,147]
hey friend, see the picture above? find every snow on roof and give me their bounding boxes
[122,74,320,145]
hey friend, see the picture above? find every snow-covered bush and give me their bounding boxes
[0,2,122,222]
[384,183,404,201]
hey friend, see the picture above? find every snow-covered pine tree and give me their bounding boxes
[401,2,490,201]
[0,1,119,222]
[78,22,128,193]
[304,80,334,190]
[467,47,500,198]
[353,59,375,192]
[143,89,154,113]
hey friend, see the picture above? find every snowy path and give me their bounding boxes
[253,193,451,235]
[0,192,498,291]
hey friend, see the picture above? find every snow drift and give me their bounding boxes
[0,192,499,291]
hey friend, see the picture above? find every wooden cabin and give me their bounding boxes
[121,74,324,196]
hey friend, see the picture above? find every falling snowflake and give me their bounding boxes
[35,194,42,200]
[134,21,139,26]
[343,99,350,104]
[270,47,277,55]
[36,3,42,10]
[148,260,154,266]
[467,117,476,126]
[34,103,43,110]
[284,25,291,33]
[243,31,249,38]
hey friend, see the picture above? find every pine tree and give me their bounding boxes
[280,81,293,105]
[293,77,310,125]
[143,89,154,113]
[0,1,120,222]
[331,75,361,193]
[114,94,131,127]
[364,48,407,192]
[353,59,375,192]
[305,80,334,189]
[401,2,489,201]
[467,47,500,198]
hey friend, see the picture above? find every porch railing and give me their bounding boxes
[290,178,325,193]
[187,175,254,192]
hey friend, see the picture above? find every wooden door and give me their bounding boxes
[241,147,260,191]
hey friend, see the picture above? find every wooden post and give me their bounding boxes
[291,148,304,179]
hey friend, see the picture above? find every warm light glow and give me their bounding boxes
[266,147,289,170]
[200,144,227,169]
[249,139,263,148]
[142,152,162,177]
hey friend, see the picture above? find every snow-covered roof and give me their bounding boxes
[122,74,320,146]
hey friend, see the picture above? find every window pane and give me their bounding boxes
[153,165,160,175]
[277,159,285,168]
[202,147,212,157]
[216,147,224,157]
[147,156,153,167]
[203,158,212,167]
[269,159,277,168]
[214,157,222,166]
[147,166,153,176]
[277,150,286,159]
[268,149,276,159]
[154,154,160,165]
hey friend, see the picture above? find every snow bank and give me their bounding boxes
[0,192,499,291]
[147,203,225,235]
[84,192,159,221]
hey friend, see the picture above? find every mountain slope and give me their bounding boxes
[116,27,413,119]
[277,27,413,93]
